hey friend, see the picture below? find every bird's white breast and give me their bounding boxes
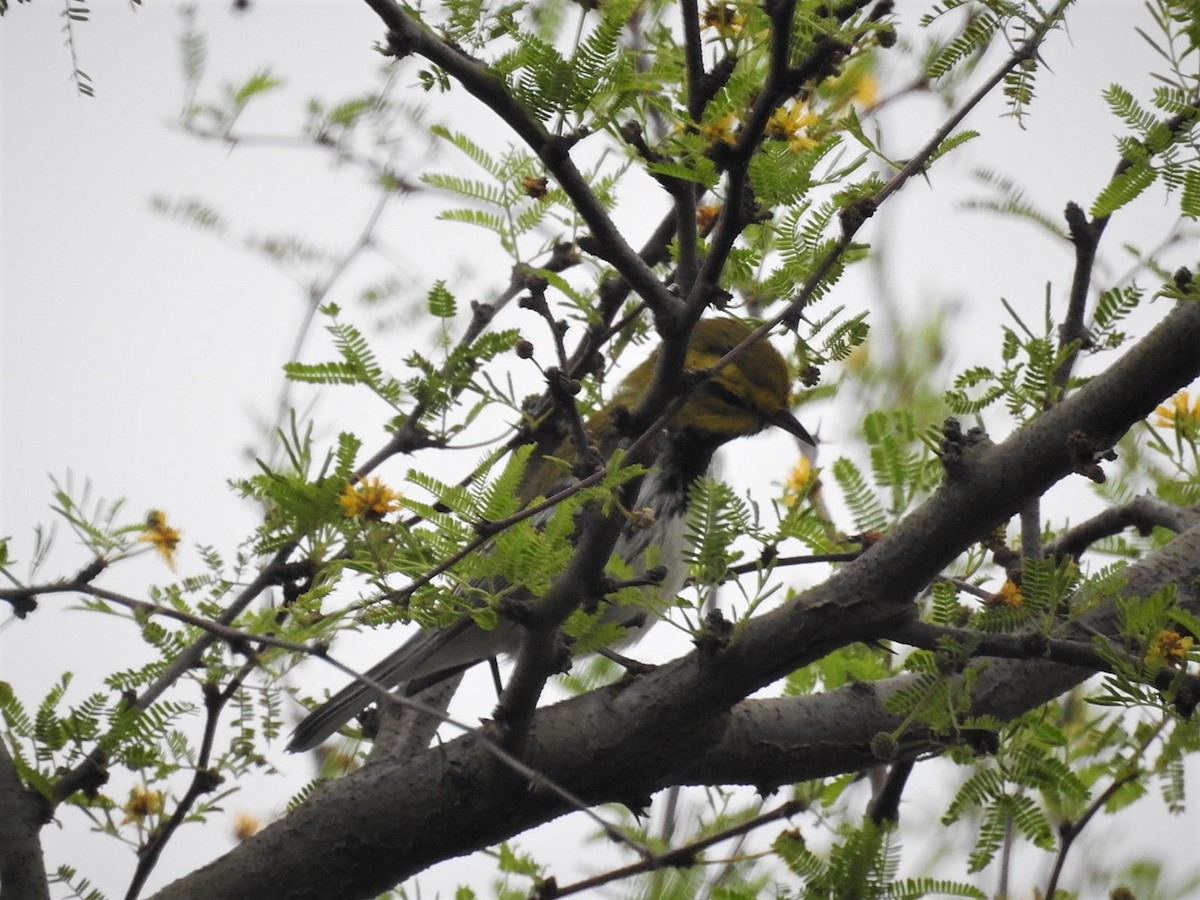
[604,465,692,640]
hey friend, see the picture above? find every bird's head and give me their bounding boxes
[616,318,814,448]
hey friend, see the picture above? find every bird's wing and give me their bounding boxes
[288,418,639,753]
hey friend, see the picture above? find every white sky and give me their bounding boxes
[3,1,1199,898]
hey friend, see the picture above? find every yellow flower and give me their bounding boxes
[1154,390,1200,434]
[521,175,548,199]
[338,477,402,520]
[765,102,820,151]
[695,203,722,233]
[700,111,738,146]
[701,3,744,38]
[852,74,879,110]
[985,580,1023,608]
[232,811,262,841]
[782,455,813,507]
[139,510,181,570]
[122,784,164,824]
[1147,629,1193,668]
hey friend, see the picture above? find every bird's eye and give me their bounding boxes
[707,381,748,410]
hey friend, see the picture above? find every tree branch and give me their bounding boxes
[0,740,51,900]
[1045,493,1200,561]
[150,290,1200,900]
[362,0,680,320]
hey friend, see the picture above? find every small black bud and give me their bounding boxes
[524,272,549,294]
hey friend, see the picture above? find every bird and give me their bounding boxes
[287,317,813,753]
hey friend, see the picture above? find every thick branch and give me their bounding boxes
[0,742,51,900]
[152,298,1200,900]
[1045,494,1200,561]
[682,518,1200,787]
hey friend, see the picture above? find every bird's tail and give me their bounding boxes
[286,617,516,753]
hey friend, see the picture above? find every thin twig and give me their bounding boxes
[365,0,681,321]
[48,547,295,803]
[123,660,257,900]
[4,573,656,859]
[889,619,1200,706]
[1043,717,1168,899]
[272,189,394,437]
[534,800,806,899]
[724,550,863,579]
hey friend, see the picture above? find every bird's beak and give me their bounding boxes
[768,408,815,447]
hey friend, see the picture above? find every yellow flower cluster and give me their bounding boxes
[985,580,1023,608]
[1154,390,1200,437]
[700,111,738,146]
[765,102,820,152]
[782,455,813,507]
[700,2,745,38]
[122,784,164,824]
[139,510,181,570]
[1146,629,1193,668]
[851,74,879,110]
[695,203,722,233]
[233,811,262,841]
[338,477,402,520]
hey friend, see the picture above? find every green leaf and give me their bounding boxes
[831,457,887,532]
[685,478,751,583]
[427,280,457,319]
[1182,167,1200,219]
[1091,159,1158,217]
[963,168,1067,239]
[926,129,979,165]
[232,69,283,105]
[645,157,720,188]
[422,173,509,207]
[333,432,361,479]
[927,13,999,79]
[284,361,362,385]
[430,124,500,175]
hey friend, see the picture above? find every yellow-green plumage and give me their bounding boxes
[619,316,799,438]
[287,318,811,753]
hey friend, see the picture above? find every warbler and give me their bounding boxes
[287,317,813,752]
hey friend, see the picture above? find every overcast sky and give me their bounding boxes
[3,1,1199,897]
